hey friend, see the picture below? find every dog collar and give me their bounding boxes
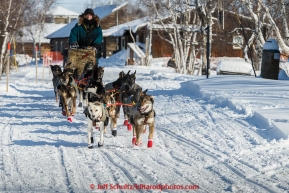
[138,108,153,116]
[139,110,154,124]
[88,114,102,122]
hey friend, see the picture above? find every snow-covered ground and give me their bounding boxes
[0,52,289,193]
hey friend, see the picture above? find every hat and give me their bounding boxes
[84,8,94,16]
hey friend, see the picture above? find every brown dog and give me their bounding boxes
[103,92,118,136]
[77,62,95,107]
[103,70,131,136]
[129,92,155,148]
[57,71,78,122]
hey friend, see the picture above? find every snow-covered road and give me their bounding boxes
[0,63,289,192]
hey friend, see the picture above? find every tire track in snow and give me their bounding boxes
[104,130,206,191]
[156,95,235,160]
[200,103,263,152]
[60,147,98,192]
[147,149,201,185]
[74,147,123,190]
[58,147,74,193]
[0,124,27,191]
[59,146,109,192]
[102,124,202,186]
[206,108,268,172]
[109,149,163,184]
[151,83,278,191]
[159,129,277,193]
[183,99,237,156]
[197,103,275,178]
[99,150,141,193]
[0,123,9,192]
[157,90,276,190]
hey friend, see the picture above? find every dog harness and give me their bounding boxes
[83,107,101,122]
[137,108,155,124]
[105,95,116,116]
[59,77,75,89]
[83,103,108,123]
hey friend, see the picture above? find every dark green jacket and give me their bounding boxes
[69,14,103,50]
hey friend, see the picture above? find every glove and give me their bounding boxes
[85,46,94,50]
[93,45,102,53]
[70,42,79,49]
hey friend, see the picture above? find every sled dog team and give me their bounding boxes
[50,64,156,149]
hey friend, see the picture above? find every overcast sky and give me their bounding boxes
[56,0,92,13]
[55,0,123,13]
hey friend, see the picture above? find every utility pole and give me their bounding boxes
[36,46,38,84]
[206,24,210,79]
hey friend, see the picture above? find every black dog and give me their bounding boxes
[120,70,142,126]
[50,65,62,77]
[50,65,62,102]
[85,80,106,103]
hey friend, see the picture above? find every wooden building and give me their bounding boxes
[46,3,257,64]
[45,3,132,60]
[15,6,79,59]
[101,10,250,60]
[145,10,250,59]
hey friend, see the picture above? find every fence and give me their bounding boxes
[42,51,63,66]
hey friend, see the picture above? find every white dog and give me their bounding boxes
[83,101,108,149]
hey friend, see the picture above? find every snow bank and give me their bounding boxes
[15,54,32,66]
[251,108,289,140]
[278,69,289,80]
[216,59,254,75]
[99,50,127,66]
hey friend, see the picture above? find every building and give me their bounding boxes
[45,6,80,24]
[45,4,258,65]
[15,6,79,58]
[45,3,130,60]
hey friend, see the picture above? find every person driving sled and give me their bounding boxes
[69,8,103,65]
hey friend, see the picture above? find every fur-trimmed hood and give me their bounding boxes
[77,14,100,27]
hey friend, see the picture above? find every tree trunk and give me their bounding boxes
[0,0,12,79]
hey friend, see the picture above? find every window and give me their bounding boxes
[121,37,126,50]
[233,36,243,49]
[70,18,77,22]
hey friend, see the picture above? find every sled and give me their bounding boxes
[65,49,96,79]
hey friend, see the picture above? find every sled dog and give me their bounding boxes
[104,70,131,134]
[84,101,109,148]
[120,70,142,127]
[50,65,62,102]
[130,92,155,148]
[57,71,78,122]
[103,92,118,136]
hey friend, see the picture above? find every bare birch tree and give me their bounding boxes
[229,0,289,70]
[242,0,266,70]
[25,0,56,60]
[257,0,289,56]
[143,0,196,74]
[0,0,31,78]
[139,0,217,75]
[195,0,216,75]
[0,0,13,78]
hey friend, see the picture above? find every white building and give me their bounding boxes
[45,6,80,24]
